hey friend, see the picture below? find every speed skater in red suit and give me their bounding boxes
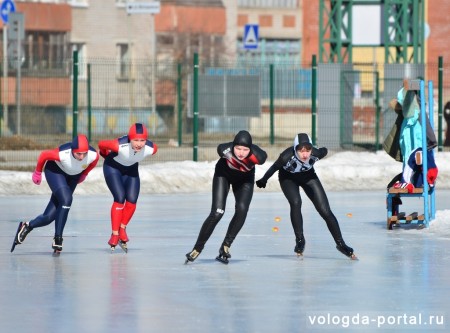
[11,134,99,253]
[98,123,157,252]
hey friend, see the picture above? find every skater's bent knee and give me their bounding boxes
[208,209,224,221]
[214,208,225,215]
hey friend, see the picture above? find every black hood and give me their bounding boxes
[233,130,252,148]
[293,133,312,150]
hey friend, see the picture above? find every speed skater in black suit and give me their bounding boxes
[185,130,267,264]
[256,133,357,260]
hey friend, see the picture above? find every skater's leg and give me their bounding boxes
[192,176,229,252]
[120,175,139,242]
[110,202,125,234]
[222,181,254,247]
[302,177,344,242]
[280,178,305,242]
[104,166,127,243]
[29,166,70,229]
[13,194,57,251]
[280,178,306,254]
[119,202,136,242]
[121,201,137,226]
[43,167,77,238]
[28,196,58,228]
[303,177,356,258]
[215,181,253,264]
[47,171,77,251]
[52,186,74,238]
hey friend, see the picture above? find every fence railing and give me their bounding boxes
[0,53,449,169]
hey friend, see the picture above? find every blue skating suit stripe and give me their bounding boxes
[118,136,129,144]
[59,142,72,151]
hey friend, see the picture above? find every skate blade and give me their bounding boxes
[110,246,116,252]
[296,252,304,258]
[10,242,17,253]
[215,256,229,265]
[10,222,23,253]
[350,254,358,260]
[53,250,61,256]
[118,241,128,253]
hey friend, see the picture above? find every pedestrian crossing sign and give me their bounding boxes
[243,24,259,49]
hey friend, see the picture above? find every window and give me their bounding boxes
[22,31,69,75]
[283,15,296,28]
[237,14,249,27]
[68,0,89,7]
[117,43,130,79]
[259,15,273,27]
[157,34,174,47]
[238,0,297,8]
[237,39,301,65]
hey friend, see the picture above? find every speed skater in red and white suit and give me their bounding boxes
[98,123,158,251]
[11,134,99,252]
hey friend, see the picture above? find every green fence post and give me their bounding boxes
[438,56,443,152]
[193,53,199,161]
[177,63,183,147]
[269,64,274,145]
[0,66,2,137]
[375,71,380,150]
[72,50,78,137]
[87,63,92,142]
[311,55,317,145]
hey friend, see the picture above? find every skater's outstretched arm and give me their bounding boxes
[255,147,291,188]
[35,148,60,172]
[256,164,279,188]
[98,139,119,158]
[32,148,60,185]
[313,147,328,160]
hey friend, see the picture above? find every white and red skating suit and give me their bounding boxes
[35,142,99,176]
[99,133,158,243]
[99,136,157,167]
[27,138,99,239]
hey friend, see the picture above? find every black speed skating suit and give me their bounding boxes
[192,131,267,253]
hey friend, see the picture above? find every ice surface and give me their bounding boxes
[1,189,450,333]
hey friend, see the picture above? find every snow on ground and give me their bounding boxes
[1,151,450,232]
[1,151,449,195]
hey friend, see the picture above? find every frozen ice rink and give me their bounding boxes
[1,190,450,333]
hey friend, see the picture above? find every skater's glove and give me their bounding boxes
[256,178,267,188]
[78,174,87,184]
[427,167,438,187]
[32,170,42,185]
[100,149,109,158]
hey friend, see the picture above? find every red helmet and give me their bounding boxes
[128,123,148,140]
[71,134,89,153]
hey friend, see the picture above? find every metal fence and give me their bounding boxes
[0,54,449,170]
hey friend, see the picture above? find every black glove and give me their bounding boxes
[256,178,267,188]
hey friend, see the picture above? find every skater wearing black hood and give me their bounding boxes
[185,130,267,264]
[256,133,357,260]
